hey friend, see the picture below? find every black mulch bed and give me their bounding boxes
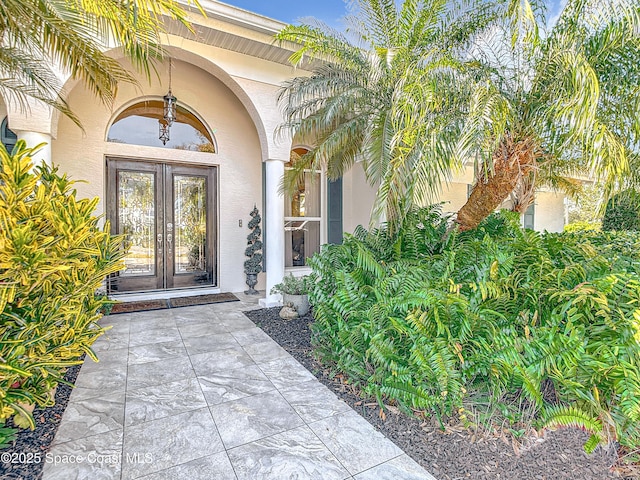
[0,363,82,480]
[244,307,636,480]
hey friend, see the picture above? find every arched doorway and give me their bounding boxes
[105,100,218,292]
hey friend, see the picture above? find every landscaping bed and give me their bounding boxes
[0,364,81,480]
[245,307,632,480]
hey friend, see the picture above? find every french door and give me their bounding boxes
[106,158,217,292]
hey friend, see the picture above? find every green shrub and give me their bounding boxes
[602,189,640,231]
[0,421,17,449]
[0,141,125,430]
[563,221,601,233]
[308,207,640,453]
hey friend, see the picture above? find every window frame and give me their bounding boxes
[106,98,216,153]
[284,154,327,271]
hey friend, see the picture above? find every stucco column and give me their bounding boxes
[14,131,52,166]
[260,158,286,307]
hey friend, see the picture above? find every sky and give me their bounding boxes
[221,0,349,28]
[221,0,566,29]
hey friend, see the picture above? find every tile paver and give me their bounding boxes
[257,355,318,390]
[137,452,236,480]
[124,377,207,426]
[182,332,240,356]
[127,340,186,365]
[279,379,352,423]
[228,425,349,480]
[210,390,304,449]
[308,410,404,476]
[52,392,126,444]
[354,455,438,480]
[126,355,194,390]
[122,408,224,479]
[189,346,255,377]
[197,365,275,406]
[43,292,437,480]
[43,429,123,480]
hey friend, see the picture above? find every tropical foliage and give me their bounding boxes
[276,0,496,230]
[270,274,311,296]
[0,0,201,126]
[454,0,640,230]
[278,0,640,232]
[308,206,640,452]
[0,141,125,429]
[602,189,640,231]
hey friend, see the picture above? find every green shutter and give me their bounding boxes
[327,178,343,244]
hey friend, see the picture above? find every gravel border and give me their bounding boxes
[245,307,634,480]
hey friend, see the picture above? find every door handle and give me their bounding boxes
[167,233,173,254]
[157,233,163,255]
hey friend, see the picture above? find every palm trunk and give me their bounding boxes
[456,135,537,231]
[510,172,536,214]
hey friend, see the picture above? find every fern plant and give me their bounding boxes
[308,206,640,455]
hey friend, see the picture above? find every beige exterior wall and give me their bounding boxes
[342,163,377,234]
[439,183,469,215]
[342,162,567,234]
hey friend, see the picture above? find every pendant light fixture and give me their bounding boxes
[159,58,177,145]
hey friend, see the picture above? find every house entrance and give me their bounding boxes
[106,158,217,292]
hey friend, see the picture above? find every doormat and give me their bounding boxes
[109,293,240,314]
[169,293,239,308]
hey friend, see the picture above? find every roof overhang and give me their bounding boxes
[169,0,313,68]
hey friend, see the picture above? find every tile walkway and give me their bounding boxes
[42,292,437,480]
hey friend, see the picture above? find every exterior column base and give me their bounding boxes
[259,294,283,308]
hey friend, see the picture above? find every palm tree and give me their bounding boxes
[453,0,640,230]
[0,0,200,127]
[276,0,498,232]
[278,0,640,233]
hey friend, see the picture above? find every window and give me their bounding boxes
[285,148,322,267]
[107,100,215,152]
[1,117,17,153]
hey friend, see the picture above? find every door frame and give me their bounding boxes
[105,156,219,293]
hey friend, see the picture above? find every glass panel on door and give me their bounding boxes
[174,175,207,275]
[118,171,156,276]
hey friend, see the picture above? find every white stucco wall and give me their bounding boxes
[533,191,566,233]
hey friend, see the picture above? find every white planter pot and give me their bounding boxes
[283,293,310,316]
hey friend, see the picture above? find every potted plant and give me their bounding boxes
[271,274,311,316]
